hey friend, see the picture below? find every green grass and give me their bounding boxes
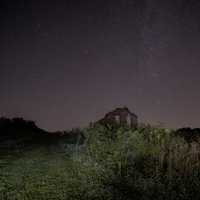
[1,124,200,199]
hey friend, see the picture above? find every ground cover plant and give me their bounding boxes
[1,123,200,200]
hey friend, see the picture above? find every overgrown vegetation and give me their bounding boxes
[1,121,200,199]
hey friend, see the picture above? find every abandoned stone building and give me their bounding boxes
[99,107,138,128]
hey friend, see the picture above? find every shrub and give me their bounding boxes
[1,125,200,199]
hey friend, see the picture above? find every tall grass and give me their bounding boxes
[1,124,200,199]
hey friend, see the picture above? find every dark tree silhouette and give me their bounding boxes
[176,127,200,142]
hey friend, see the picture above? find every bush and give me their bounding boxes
[1,124,200,199]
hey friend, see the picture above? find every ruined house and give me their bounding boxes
[99,107,138,128]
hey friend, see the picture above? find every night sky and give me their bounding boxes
[1,0,200,131]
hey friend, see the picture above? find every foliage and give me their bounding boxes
[1,124,200,199]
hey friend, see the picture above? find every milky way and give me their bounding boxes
[0,0,200,130]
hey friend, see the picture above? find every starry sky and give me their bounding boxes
[1,0,200,131]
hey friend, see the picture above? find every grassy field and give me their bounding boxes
[1,124,200,200]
